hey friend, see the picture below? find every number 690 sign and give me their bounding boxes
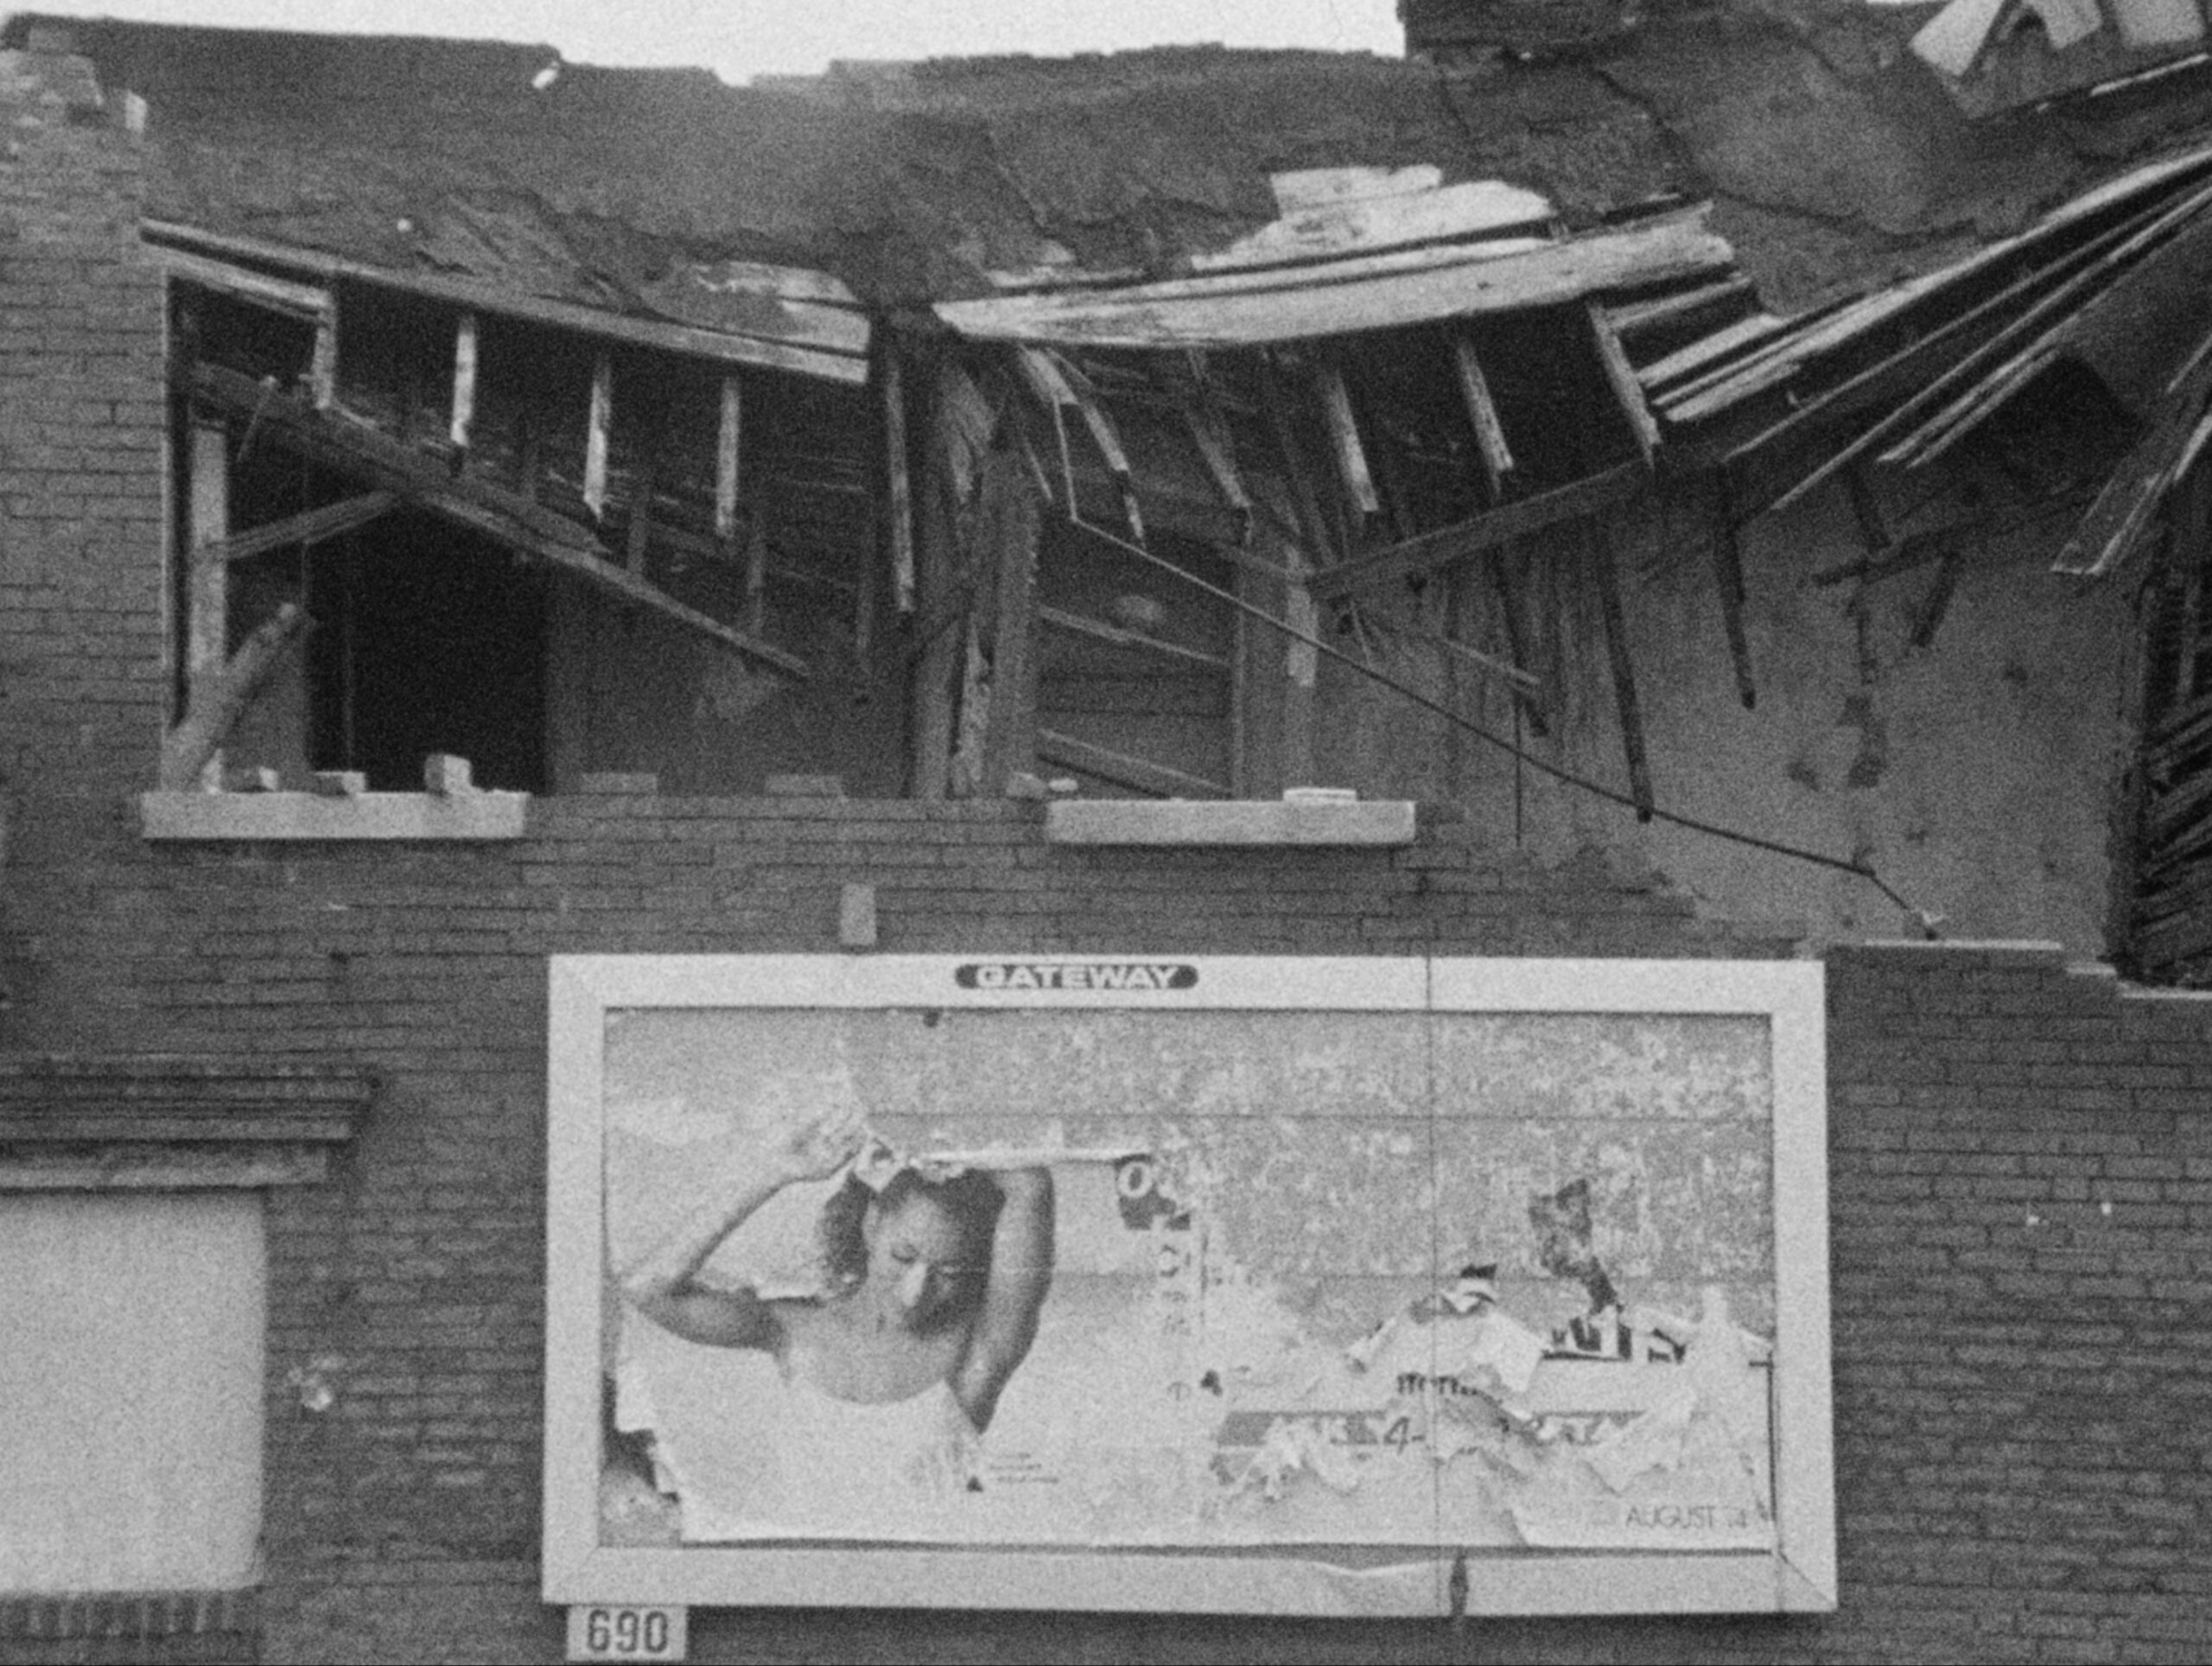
[565,1606,685,1662]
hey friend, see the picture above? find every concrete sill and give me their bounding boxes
[1045,798,1417,847]
[139,790,530,842]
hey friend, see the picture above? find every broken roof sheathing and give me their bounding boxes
[29,2,2212,321]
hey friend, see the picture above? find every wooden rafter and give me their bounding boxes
[1589,521,1655,823]
[159,603,309,789]
[1306,461,1648,602]
[207,491,398,565]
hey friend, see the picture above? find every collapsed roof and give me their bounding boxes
[22,0,2212,320]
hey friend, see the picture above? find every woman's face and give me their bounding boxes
[861,1192,974,1326]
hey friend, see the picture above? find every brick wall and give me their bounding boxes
[0,43,168,1032]
[5,785,2207,1663]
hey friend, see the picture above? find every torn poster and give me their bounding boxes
[594,1001,1779,1551]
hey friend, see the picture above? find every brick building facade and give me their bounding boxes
[2,30,2209,1666]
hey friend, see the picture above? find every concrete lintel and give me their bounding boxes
[139,789,530,841]
[1045,798,1417,847]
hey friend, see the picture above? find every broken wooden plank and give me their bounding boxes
[1589,521,1656,823]
[910,395,964,802]
[2055,352,2212,577]
[1051,353,1147,544]
[1606,276,1758,338]
[1188,177,1554,275]
[1767,176,2212,512]
[1039,604,1232,671]
[976,453,1042,794]
[152,245,328,319]
[1637,309,1794,393]
[883,353,917,614]
[160,602,308,790]
[209,491,397,564]
[310,308,337,411]
[744,512,769,640]
[1709,494,1758,709]
[1036,728,1231,799]
[186,359,805,677]
[1009,348,1084,523]
[937,211,1733,349]
[715,375,743,540]
[449,311,479,453]
[1673,170,2212,425]
[1306,461,1649,601]
[1588,301,1660,463]
[584,353,613,520]
[1451,336,1515,495]
[1316,365,1381,518]
[626,455,656,576]
[187,422,230,732]
[1183,392,1253,540]
[1257,354,1344,569]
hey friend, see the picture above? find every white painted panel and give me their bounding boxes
[0,1192,265,1591]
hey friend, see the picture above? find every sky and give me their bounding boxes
[16,0,1408,81]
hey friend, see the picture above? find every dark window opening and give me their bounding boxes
[304,513,548,792]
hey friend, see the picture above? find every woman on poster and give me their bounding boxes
[622,1109,1055,1519]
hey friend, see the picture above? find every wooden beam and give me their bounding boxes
[449,311,479,453]
[584,352,613,519]
[209,491,397,564]
[186,422,230,754]
[977,452,1042,794]
[160,602,308,789]
[185,359,805,677]
[1183,395,1252,539]
[1452,336,1514,496]
[1316,364,1381,518]
[743,511,770,641]
[1707,482,1757,710]
[1306,461,1648,601]
[1017,349,1146,543]
[883,353,917,613]
[153,246,327,318]
[1038,729,1230,799]
[2056,370,2212,578]
[1588,301,1660,463]
[715,375,743,541]
[1589,521,1656,823]
[144,219,872,385]
[910,380,963,802]
[310,307,337,411]
[626,455,656,576]
[1039,604,1232,671]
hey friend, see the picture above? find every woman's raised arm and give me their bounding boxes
[953,1167,1055,1431]
[621,1110,863,1351]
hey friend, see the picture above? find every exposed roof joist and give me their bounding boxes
[1306,462,1649,602]
[184,359,808,677]
[146,220,869,385]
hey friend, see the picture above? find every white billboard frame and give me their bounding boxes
[543,954,1834,1618]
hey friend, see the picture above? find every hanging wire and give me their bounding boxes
[1058,509,1940,935]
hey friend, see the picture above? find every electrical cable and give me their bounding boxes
[1060,510,1941,934]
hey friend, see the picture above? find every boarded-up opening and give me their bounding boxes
[0,1192,265,1593]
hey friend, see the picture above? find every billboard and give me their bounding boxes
[544,955,1833,1616]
